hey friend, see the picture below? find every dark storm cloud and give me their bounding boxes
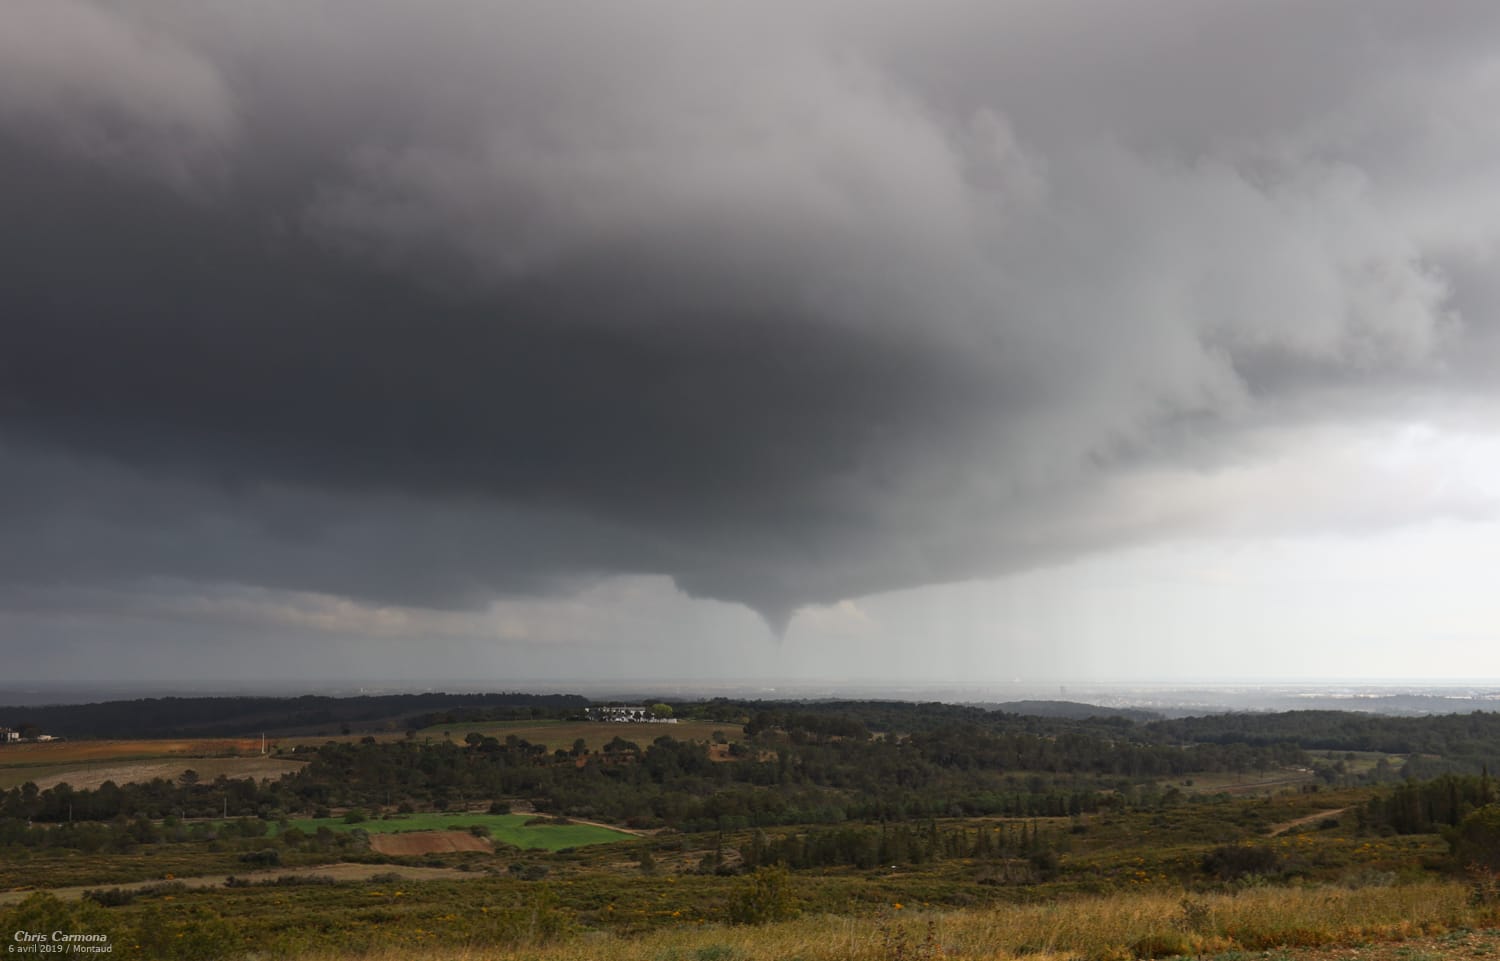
[3,1,1498,629]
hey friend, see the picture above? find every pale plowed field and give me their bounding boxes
[368,830,492,855]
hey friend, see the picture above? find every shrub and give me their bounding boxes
[1451,804,1500,871]
[1129,930,1192,959]
[267,874,336,887]
[82,887,138,906]
[239,848,281,867]
[1,894,122,952]
[1175,896,1213,933]
[876,914,938,961]
[728,866,799,925]
[1203,843,1281,881]
[1468,863,1500,907]
[131,902,242,960]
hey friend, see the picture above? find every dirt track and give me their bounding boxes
[1267,807,1350,836]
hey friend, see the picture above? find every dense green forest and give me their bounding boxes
[0,692,589,738]
[1149,709,1500,775]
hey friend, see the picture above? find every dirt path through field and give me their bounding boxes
[505,801,651,838]
[1268,807,1349,836]
[0,862,470,907]
[557,816,652,837]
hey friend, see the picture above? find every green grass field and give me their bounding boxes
[278,812,634,850]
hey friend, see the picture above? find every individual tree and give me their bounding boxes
[1452,804,1500,870]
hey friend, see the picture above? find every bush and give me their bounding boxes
[130,902,242,960]
[489,800,511,814]
[728,866,799,924]
[1202,843,1281,881]
[1,894,122,952]
[239,848,281,867]
[1451,804,1500,871]
[267,874,336,887]
[1129,930,1192,959]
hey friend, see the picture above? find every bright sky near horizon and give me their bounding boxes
[4,2,1500,685]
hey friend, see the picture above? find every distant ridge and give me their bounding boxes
[0,692,589,739]
[984,699,1163,722]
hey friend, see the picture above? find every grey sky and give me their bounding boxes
[3,1,1500,685]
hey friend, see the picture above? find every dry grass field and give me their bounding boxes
[18,756,305,791]
[0,738,262,764]
[272,880,1498,961]
[0,739,277,788]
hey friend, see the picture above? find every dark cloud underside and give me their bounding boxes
[2,1,1497,631]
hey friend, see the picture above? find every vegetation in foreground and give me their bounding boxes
[6,873,1498,960]
[5,697,1500,959]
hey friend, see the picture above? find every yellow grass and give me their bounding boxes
[4,755,305,791]
[0,738,261,763]
[283,880,1495,961]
